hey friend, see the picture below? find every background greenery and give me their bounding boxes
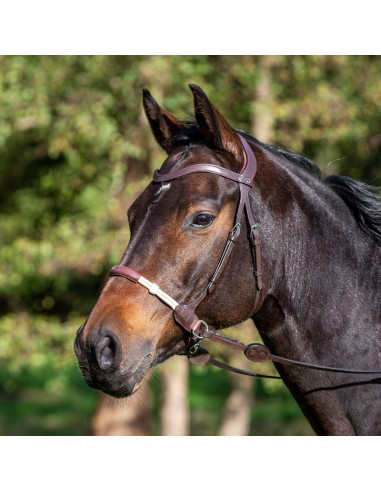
[0,55,380,435]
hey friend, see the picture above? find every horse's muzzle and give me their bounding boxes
[74,323,152,397]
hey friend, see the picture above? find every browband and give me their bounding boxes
[153,134,257,185]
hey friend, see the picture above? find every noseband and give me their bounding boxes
[109,134,381,378]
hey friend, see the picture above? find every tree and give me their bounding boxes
[159,357,190,436]
[90,378,152,436]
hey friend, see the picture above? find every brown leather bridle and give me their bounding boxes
[109,134,381,378]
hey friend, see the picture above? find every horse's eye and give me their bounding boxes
[191,212,215,229]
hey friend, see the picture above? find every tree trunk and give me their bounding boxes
[218,361,254,436]
[218,321,257,436]
[251,55,277,142]
[89,376,151,436]
[160,356,190,436]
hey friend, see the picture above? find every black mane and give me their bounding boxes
[239,130,323,181]
[324,175,381,245]
[239,130,381,247]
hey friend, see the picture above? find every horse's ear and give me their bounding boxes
[189,83,242,162]
[142,89,185,153]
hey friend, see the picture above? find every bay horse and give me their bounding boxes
[75,84,381,435]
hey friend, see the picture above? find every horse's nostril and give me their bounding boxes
[94,333,121,372]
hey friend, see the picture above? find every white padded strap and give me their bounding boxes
[137,276,179,310]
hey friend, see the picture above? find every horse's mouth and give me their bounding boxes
[80,352,153,398]
[96,340,188,398]
[151,338,188,367]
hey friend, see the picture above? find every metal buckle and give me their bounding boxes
[229,223,241,241]
[188,341,201,355]
[188,321,208,355]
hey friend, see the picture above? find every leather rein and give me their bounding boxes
[109,134,381,379]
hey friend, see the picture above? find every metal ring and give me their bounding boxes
[191,321,208,340]
[191,329,204,340]
[199,320,209,333]
[188,342,201,355]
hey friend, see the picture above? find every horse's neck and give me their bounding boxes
[253,158,381,435]
[258,158,381,325]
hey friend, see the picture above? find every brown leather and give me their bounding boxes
[187,347,211,366]
[153,134,257,185]
[245,343,271,362]
[188,347,281,379]
[189,340,381,377]
[109,265,140,283]
[154,165,253,185]
[173,304,203,334]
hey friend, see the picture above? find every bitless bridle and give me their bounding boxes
[109,134,381,378]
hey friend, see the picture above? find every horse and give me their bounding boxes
[74,84,381,436]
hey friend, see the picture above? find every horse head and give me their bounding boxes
[74,85,262,397]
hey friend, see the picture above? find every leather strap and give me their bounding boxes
[110,265,180,311]
[186,341,381,377]
[188,347,281,379]
[153,165,253,185]
[110,265,140,283]
[153,134,257,185]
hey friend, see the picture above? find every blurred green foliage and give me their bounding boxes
[0,56,380,435]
